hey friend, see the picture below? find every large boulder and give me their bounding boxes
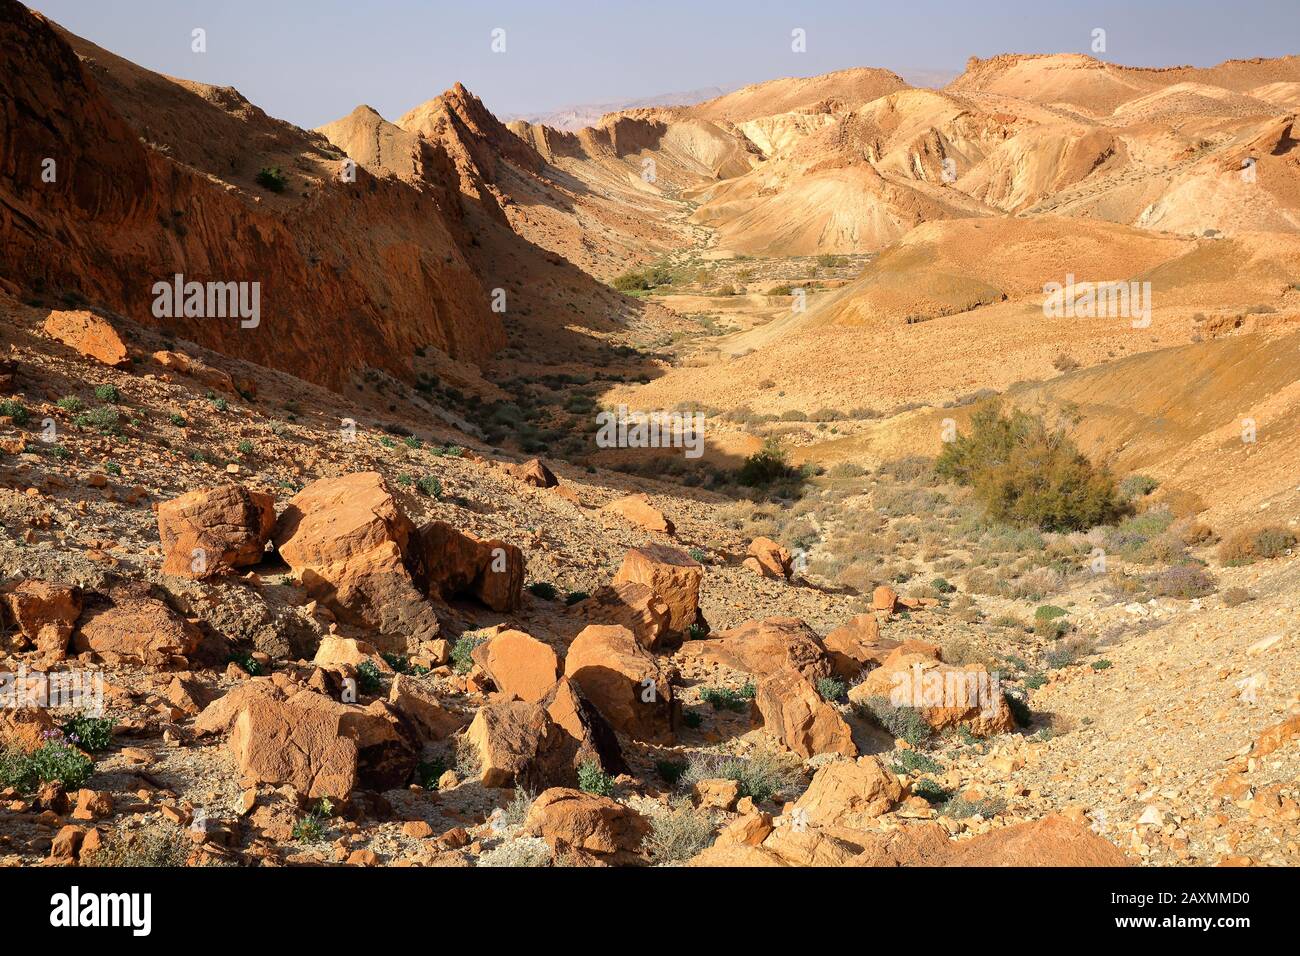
[157,484,275,579]
[744,537,792,579]
[463,679,625,790]
[941,814,1130,867]
[754,667,856,759]
[566,581,671,650]
[42,310,128,367]
[523,788,650,865]
[503,458,557,488]
[313,635,390,673]
[564,625,676,744]
[471,629,559,703]
[850,644,1015,738]
[225,690,417,798]
[602,493,674,534]
[73,595,201,666]
[272,473,439,652]
[414,520,524,613]
[823,613,898,680]
[692,617,832,683]
[1,580,81,658]
[387,674,463,741]
[791,757,903,829]
[612,545,702,633]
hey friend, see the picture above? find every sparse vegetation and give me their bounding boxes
[577,760,615,797]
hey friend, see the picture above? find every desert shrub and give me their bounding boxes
[577,760,615,797]
[855,695,931,747]
[356,660,383,694]
[1034,605,1067,622]
[93,383,119,403]
[527,581,558,600]
[682,748,800,804]
[815,677,846,701]
[644,798,715,864]
[889,750,943,776]
[699,686,752,712]
[450,632,488,674]
[612,270,651,291]
[86,823,193,867]
[255,166,287,192]
[1221,586,1252,607]
[1147,563,1216,598]
[74,406,121,435]
[416,475,442,498]
[941,795,1007,819]
[655,759,687,785]
[913,779,951,804]
[1119,474,1159,499]
[25,739,94,790]
[61,714,115,752]
[0,399,31,425]
[1104,507,1175,561]
[1051,353,1080,372]
[930,576,956,594]
[736,437,805,489]
[416,758,446,789]
[935,403,1125,532]
[291,799,335,843]
[55,395,83,413]
[478,836,552,867]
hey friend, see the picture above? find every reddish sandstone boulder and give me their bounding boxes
[564,625,676,744]
[414,520,524,613]
[567,581,671,650]
[471,629,559,703]
[850,644,1015,738]
[524,788,650,864]
[745,537,792,579]
[0,707,56,752]
[754,667,856,759]
[157,484,275,579]
[612,544,702,633]
[313,635,391,673]
[388,673,463,741]
[941,814,1130,866]
[503,458,557,488]
[602,493,674,534]
[872,585,899,612]
[273,473,439,651]
[42,310,128,367]
[73,595,202,666]
[823,613,898,680]
[792,757,903,828]
[151,350,237,393]
[1,579,81,658]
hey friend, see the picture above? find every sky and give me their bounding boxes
[32,0,1300,129]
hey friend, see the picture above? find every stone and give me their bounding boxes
[602,493,674,534]
[567,582,671,650]
[693,778,741,811]
[791,757,903,828]
[313,635,390,673]
[612,544,701,633]
[746,537,792,579]
[157,484,275,579]
[564,625,675,744]
[42,310,128,367]
[471,629,559,703]
[503,458,557,488]
[941,814,1130,866]
[872,585,898,612]
[754,668,856,759]
[0,579,81,657]
[524,788,650,864]
[273,473,439,652]
[414,520,524,613]
[850,645,1015,738]
[73,596,202,666]
[387,674,462,741]
[823,613,896,680]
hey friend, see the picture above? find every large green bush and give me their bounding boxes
[936,403,1126,532]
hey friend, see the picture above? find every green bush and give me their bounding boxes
[736,437,805,488]
[62,715,115,752]
[815,677,846,701]
[256,166,287,192]
[855,695,930,746]
[889,750,943,776]
[699,686,751,712]
[356,659,383,694]
[527,581,558,600]
[93,384,119,403]
[936,403,1126,531]
[577,760,615,797]
[655,759,687,785]
[74,406,121,435]
[0,399,30,425]
[1119,474,1159,499]
[450,632,488,674]
[27,739,95,790]
[416,475,442,498]
[56,396,83,413]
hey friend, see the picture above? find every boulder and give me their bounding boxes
[471,629,559,703]
[566,581,671,650]
[691,617,832,683]
[754,668,856,759]
[612,544,702,633]
[503,458,557,488]
[414,520,524,613]
[387,673,463,741]
[564,625,676,744]
[73,596,202,666]
[746,537,792,579]
[151,350,237,393]
[524,788,650,864]
[42,310,128,367]
[872,585,899,612]
[688,842,788,867]
[850,645,1015,738]
[1,580,81,657]
[157,484,275,579]
[941,814,1130,867]
[272,473,439,651]
[313,636,390,673]
[761,825,871,866]
[0,707,56,752]
[602,493,674,534]
[791,757,903,829]
[823,613,898,680]
[540,677,627,780]
[464,697,553,789]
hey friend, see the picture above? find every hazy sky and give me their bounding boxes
[33,0,1300,129]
